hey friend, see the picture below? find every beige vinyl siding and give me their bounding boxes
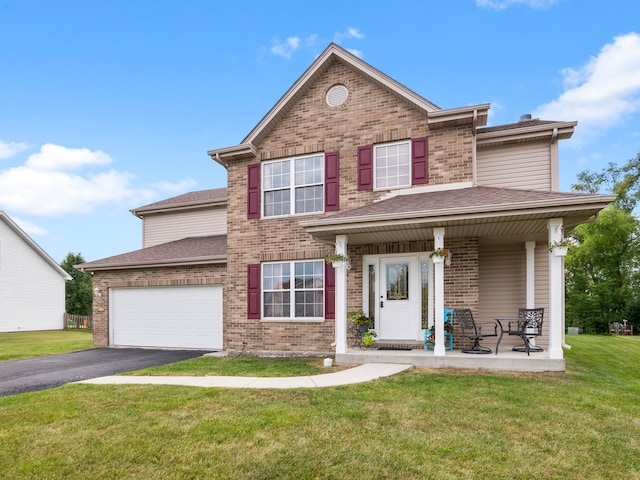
[478,243,549,350]
[142,208,227,248]
[477,143,551,191]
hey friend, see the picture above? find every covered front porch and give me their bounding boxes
[301,184,615,372]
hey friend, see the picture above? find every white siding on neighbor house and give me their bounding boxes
[478,243,549,350]
[142,207,227,248]
[477,143,551,191]
[0,221,66,332]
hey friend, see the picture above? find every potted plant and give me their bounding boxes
[429,248,450,264]
[348,310,372,332]
[548,240,570,257]
[326,252,350,268]
[362,329,378,347]
[425,321,454,346]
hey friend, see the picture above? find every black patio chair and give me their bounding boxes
[505,308,544,355]
[454,309,499,354]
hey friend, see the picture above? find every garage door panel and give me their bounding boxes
[110,286,222,349]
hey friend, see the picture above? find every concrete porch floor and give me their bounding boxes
[336,348,565,372]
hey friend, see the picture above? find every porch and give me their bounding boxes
[336,347,565,372]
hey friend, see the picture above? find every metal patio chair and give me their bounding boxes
[454,308,499,354]
[504,308,544,355]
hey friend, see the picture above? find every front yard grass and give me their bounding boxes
[0,335,638,479]
[126,355,347,377]
[0,330,93,362]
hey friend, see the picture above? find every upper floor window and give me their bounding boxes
[263,154,324,217]
[375,141,411,189]
[357,138,427,191]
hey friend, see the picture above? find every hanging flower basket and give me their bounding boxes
[552,246,568,257]
[326,252,350,268]
[429,248,449,263]
[548,241,570,257]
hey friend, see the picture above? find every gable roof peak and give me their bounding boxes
[240,42,441,146]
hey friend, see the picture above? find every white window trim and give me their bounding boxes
[261,259,325,322]
[262,153,325,219]
[373,140,412,191]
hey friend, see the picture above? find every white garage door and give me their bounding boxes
[110,286,223,349]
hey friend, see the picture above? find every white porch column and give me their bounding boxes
[334,235,348,354]
[433,228,446,356]
[525,241,536,308]
[548,218,564,360]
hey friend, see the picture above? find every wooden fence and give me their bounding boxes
[64,313,93,330]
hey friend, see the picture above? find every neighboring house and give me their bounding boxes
[0,211,71,332]
[80,44,614,370]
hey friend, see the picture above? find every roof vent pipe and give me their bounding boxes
[520,113,532,122]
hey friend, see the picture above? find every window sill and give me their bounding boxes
[260,318,326,323]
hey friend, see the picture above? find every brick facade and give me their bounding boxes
[224,59,478,354]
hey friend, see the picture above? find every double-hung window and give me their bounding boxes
[263,154,324,217]
[375,140,411,189]
[263,260,324,319]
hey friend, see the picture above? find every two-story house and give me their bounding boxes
[81,43,614,371]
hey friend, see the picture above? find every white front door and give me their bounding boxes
[377,256,421,340]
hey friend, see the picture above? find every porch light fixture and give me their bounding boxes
[93,287,102,298]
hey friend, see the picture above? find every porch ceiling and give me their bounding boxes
[300,186,615,245]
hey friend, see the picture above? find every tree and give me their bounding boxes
[565,206,640,332]
[60,252,93,315]
[572,151,640,213]
[568,151,640,332]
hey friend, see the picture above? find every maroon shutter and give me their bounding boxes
[357,145,374,190]
[411,137,428,185]
[325,262,335,319]
[324,151,340,211]
[247,264,261,319]
[247,163,261,219]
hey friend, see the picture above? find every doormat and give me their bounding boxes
[377,346,413,351]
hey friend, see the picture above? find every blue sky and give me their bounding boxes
[1,0,639,263]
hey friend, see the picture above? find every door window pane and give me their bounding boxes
[386,263,409,300]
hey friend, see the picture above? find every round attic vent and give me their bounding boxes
[326,84,348,107]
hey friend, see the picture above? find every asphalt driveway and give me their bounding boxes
[0,348,211,397]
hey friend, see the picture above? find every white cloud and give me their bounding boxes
[11,217,48,236]
[270,37,300,59]
[344,48,362,59]
[26,143,112,171]
[334,27,365,43]
[0,166,135,215]
[0,139,199,219]
[533,33,640,140]
[0,140,31,159]
[476,0,557,9]
[151,179,198,193]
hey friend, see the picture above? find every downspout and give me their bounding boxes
[550,127,570,350]
[550,127,559,191]
[472,109,478,186]
[215,152,228,170]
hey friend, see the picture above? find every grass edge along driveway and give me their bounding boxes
[0,335,639,479]
[0,330,93,362]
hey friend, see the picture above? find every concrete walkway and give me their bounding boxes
[77,363,413,389]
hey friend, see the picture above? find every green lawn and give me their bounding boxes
[0,335,638,479]
[0,330,94,362]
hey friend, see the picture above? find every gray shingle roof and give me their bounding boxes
[476,119,559,134]
[312,186,613,222]
[131,188,227,215]
[77,235,227,271]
